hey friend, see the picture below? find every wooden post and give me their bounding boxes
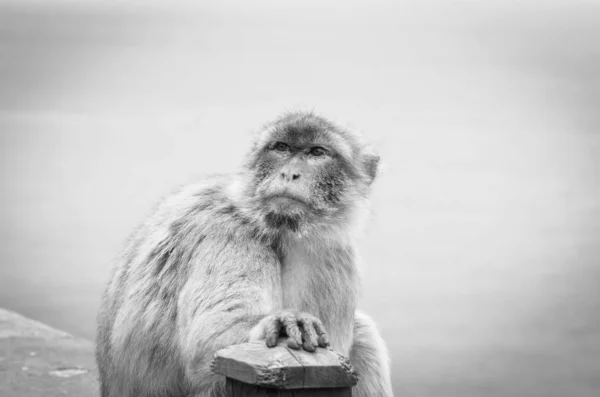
[211,340,358,396]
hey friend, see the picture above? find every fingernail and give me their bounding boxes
[303,342,316,352]
[288,339,300,350]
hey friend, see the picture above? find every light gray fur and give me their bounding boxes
[96,112,393,397]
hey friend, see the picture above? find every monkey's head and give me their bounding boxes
[244,112,379,234]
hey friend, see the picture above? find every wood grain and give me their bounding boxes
[211,340,357,390]
[226,378,352,397]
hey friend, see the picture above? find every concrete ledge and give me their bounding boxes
[0,309,98,397]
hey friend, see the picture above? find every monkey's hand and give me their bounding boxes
[249,311,330,352]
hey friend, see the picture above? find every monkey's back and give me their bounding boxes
[96,176,281,397]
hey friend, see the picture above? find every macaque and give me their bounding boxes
[96,112,393,397]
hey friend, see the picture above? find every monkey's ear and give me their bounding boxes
[362,153,380,184]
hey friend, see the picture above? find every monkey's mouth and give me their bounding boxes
[268,195,306,206]
[264,193,309,208]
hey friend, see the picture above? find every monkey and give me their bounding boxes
[96,111,394,397]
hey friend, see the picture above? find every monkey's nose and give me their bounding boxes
[281,172,301,182]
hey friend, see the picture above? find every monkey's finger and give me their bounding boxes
[280,314,302,350]
[312,320,330,347]
[264,317,281,348]
[299,321,319,352]
[317,334,330,348]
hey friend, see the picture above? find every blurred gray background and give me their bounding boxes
[1,0,599,396]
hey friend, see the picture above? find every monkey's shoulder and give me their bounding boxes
[107,175,268,302]
[147,174,258,238]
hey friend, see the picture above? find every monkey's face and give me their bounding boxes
[246,114,379,232]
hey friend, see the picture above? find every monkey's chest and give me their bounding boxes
[279,246,355,354]
[280,250,315,311]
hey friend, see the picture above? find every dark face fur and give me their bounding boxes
[245,113,379,232]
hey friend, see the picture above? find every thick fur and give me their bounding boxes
[351,312,394,397]
[96,112,393,397]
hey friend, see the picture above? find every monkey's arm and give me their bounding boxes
[176,235,280,388]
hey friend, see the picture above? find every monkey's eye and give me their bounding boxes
[273,142,290,152]
[309,146,327,157]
